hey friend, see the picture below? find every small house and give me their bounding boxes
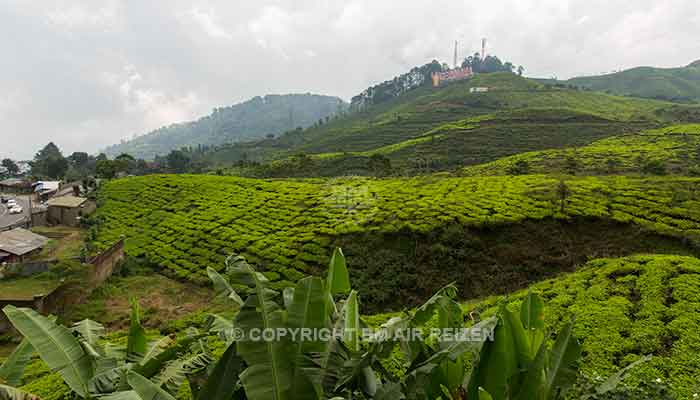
[46,196,96,227]
[0,228,49,263]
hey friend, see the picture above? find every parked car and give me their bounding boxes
[6,199,18,207]
[0,196,7,203]
[9,206,23,214]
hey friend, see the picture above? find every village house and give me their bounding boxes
[0,228,49,263]
[46,196,96,227]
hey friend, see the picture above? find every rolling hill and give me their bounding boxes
[463,123,700,176]
[91,174,700,312]
[102,93,347,160]
[202,73,700,176]
[547,60,700,103]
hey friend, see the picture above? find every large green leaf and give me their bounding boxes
[287,277,329,398]
[235,264,293,400]
[3,306,93,397]
[466,309,519,400]
[0,338,34,386]
[343,291,360,353]
[127,300,148,363]
[196,342,245,400]
[544,320,581,400]
[72,319,106,348]
[207,267,244,306]
[520,292,545,358]
[326,248,350,295]
[127,371,176,400]
[0,384,41,400]
[478,387,494,400]
[595,355,651,395]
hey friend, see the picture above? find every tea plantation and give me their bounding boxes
[92,174,700,296]
[464,124,700,176]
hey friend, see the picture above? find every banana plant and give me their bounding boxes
[2,299,210,399]
[466,291,581,400]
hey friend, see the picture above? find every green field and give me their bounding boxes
[92,174,700,309]
[463,124,700,176]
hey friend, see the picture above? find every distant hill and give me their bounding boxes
[546,60,700,103]
[203,72,700,176]
[103,93,347,159]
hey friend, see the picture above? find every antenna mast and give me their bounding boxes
[453,40,459,69]
[481,38,487,61]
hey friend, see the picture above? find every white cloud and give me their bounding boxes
[0,0,699,159]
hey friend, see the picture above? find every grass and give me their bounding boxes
[29,226,84,260]
[0,276,62,300]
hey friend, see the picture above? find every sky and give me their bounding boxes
[1,0,699,159]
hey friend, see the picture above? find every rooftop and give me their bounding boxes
[0,178,31,187]
[47,196,87,208]
[0,228,49,256]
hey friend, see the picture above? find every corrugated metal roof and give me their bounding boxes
[47,196,87,208]
[0,228,49,256]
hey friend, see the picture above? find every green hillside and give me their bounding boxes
[551,60,700,103]
[469,254,700,399]
[103,93,346,159]
[91,174,700,311]
[205,73,700,176]
[463,124,700,176]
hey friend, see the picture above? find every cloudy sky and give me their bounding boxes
[1,0,698,159]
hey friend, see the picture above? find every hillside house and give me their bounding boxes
[0,228,49,263]
[46,196,95,227]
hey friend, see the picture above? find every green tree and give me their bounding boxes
[166,150,191,173]
[367,154,392,177]
[557,180,571,213]
[95,159,117,179]
[68,152,89,167]
[1,158,19,175]
[507,159,530,175]
[30,142,68,179]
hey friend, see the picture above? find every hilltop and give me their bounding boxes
[102,93,347,159]
[201,72,700,176]
[546,60,700,103]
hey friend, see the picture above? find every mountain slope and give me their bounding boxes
[558,60,700,103]
[103,93,347,159]
[204,73,700,176]
[463,123,700,176]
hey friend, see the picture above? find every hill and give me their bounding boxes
[91,174,700,311]
[102,93,347,160]
[463,123,700,176]
[548,60,700,103]
[202,73,700,176]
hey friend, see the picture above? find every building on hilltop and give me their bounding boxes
[431,66,474,87]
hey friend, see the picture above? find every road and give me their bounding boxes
[0,194,31,230]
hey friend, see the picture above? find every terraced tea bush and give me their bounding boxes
[91,175,700,301]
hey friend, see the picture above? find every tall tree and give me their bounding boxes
[1,159,19,175]
[165,150,191,173]
[31,142,68,179]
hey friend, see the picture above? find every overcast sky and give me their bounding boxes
[1,0,698,159]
